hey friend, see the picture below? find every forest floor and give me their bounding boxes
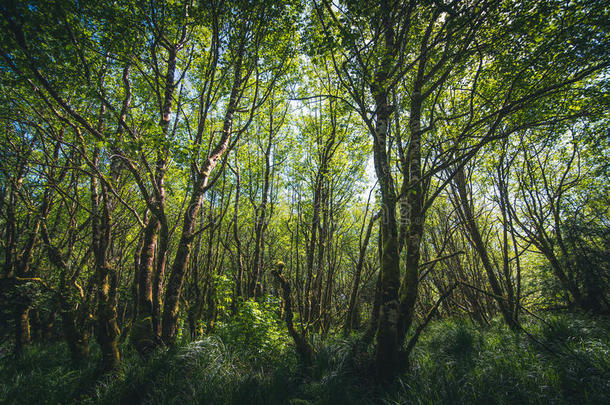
[1,313,608,405]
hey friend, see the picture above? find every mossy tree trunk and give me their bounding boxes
[14,306,31,353]
[132,215,160,354]
[371,82,401,380]
[162,39,245,344]
[272,264,313,370]
[91,143,121,373]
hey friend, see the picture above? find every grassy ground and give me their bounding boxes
[1,313,608,404]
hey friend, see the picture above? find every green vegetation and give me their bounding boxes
[0,0,608,403]
[1,314,608,404]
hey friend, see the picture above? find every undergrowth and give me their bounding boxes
[1,313,608,404]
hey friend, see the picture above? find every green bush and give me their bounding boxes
[216,297,291,366]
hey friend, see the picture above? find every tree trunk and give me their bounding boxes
[132,215,159,354]
[14,306,30,353]
[372,87,401,380]
[272,263,313,370]
[251,131,272,298]
[231,165,245,309]
[397,93,424,343]
[61,304,90,364]
[91,146,121,373]
[345,212,378,334]
[453,167,519,330]
[162,44,244,344]
[153,223,168,337]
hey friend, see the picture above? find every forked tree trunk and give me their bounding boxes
[162,44,245,344]
[61,303,90,364]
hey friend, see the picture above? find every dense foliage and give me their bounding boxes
[1,314,608,404]
[0,0,608,402]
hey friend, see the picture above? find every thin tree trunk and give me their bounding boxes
[345,212,378,334]
[162,44,244,344]
[453,166,518,330]
[251,121,273,298]
[272,263,313,369]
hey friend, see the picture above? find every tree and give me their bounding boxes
[312,0,608,378]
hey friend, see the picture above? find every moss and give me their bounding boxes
[130,316,156,355]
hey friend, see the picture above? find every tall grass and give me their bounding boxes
[384,315,609,405]
[1,313,607,404]
[0,342,99,404]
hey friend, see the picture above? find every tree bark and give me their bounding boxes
[131,215,159,354]
[251,115,274,298]
[345,212,378,334]
[162,43,244,344]
[272,263,313,369]
[372,87,401,380]
[91,144,121,373]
